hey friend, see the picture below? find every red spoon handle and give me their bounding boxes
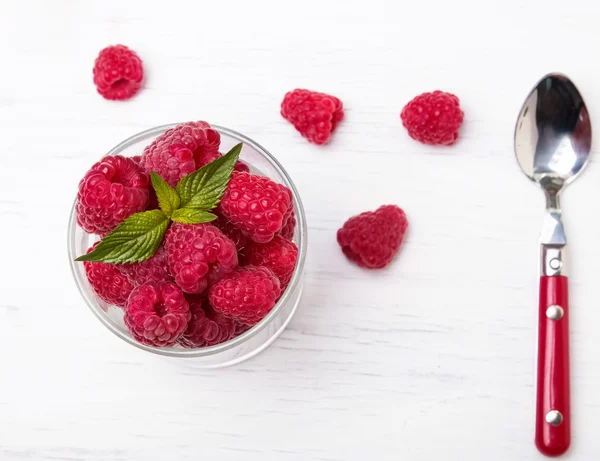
[536,275,570,456]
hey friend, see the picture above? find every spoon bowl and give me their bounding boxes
[515,73,591,196]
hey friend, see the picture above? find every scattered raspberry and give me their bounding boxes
[132,155,142,164]
[84,243,133,307]
[124,282,190,347]
[337,205,408,269]
[218,172,293,244]
[281,89,344,145]
[141,121,221,187]
[213,212,249,253]
[178,296,236,348]
[279,210,296,240]
[93,45,144,101]
[400,91,464,146]
[234,160,250,173]
[76,155,149,235]
[209,266,281,325]
[165,223,238,294]
[243,235,298,291]
[119,245,173,286]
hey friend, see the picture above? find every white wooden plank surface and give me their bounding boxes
[2,0,600,459]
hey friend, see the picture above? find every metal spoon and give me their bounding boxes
[514,73,592,457]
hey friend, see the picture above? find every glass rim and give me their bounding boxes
[67,123,307,357]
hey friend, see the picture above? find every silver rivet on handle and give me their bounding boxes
[546,305,564,320]
[545,410,563,426]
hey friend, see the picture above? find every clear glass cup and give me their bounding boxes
[68,124,307,367]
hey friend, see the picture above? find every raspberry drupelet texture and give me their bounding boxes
[400,91,464,146]
[164,223,238,295]
[93,45,144,101]
[84,243,134,308]
[118,245,173,286]
[124,282,190,347]
[279,210,296,240]
[209,266,281,325]
[141,121,221,187]
[337,205,408,269]
[243,235,298,291]
[178,296,236,348]
[281,89,344,145]
[233,160,250,173]
[218,172,293,244]
[76,155,149,235]
[233,322,251,337]
[213,212,249,253]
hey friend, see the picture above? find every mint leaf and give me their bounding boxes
[75,210,170,264]
[176,143,242,210]
[151,172,180,217]
[171,208,217,225]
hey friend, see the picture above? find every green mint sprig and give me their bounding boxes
[75,143,242,264]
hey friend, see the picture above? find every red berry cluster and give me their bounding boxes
[77,121,298,348]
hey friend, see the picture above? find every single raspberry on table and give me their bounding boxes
[400,91,464,146]
[178,296,236,348]
[84,243,134,307]
[281,89,344,145]
[213,212,249,253]
[209,266,281,325]
[76,155,149,235]
[118,244,173,286]
[279,210,296,240]
[164,223,238,294]
[124,282,190,347]
[218,172,293,244]
[337,205,408,269]
[243,235,298,291]
[93,45,144,101]
[141,121,221,187]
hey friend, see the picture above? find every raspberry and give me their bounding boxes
[76,155,149,235]
[400,91,464,146]
[146,187,159,210]
[124,282,190,347]
[337,205,408,269]
[213,212,249,253]
[141,121,221,187]
[164,223,238,294]
[281,89,344,145]
[209,266,281,325]
[84,243,133,307]
[134,153,158,209]
[234,160,250,173]
[118,244,173,286]
[234,322,251,336]
[218,172,293,243]
[178,296,235,348]
[93,45,144,101]
[243,236,298,291]
[279,210,296,240]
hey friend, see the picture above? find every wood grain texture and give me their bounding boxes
[3,0,600,459]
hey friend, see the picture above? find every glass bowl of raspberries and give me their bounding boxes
[68,122,306,367]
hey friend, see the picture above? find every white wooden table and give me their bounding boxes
[3,1,600,459]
